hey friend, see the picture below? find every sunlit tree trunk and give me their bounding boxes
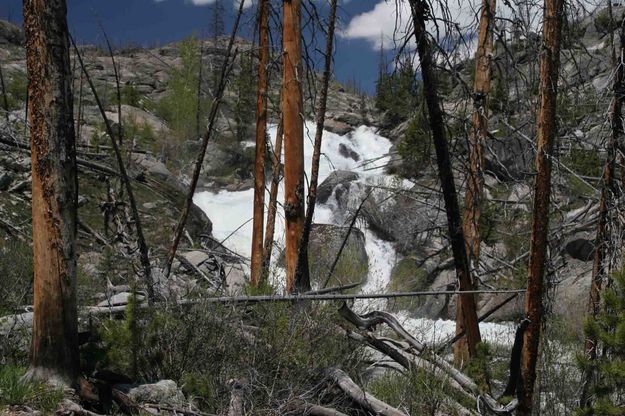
[408,0,482,358]
[455,0,496,364]
[519,0,564,413]
[250,0,270,287]
[282,0,306,293]
[579,8,624,410]
[263,118,283,279]
[23,0,79,386]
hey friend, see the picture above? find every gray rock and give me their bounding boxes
[131,152,212,237]
[324,119,352,135]
[338,143,360,161]
[484,135,533,180]
[0,312,33,335]
[296,223,368,289]
[181,250,209,268]
[565,238,595,262]
[117,380,186,406]
[0,172,13,191]
[317,170,359,204]
[224,265,247,294]
[97,292,145,307]
[478,293,525,322]
[0,20,24,46]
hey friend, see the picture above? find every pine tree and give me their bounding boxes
[577,270,625,415]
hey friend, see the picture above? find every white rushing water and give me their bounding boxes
[193,123,515,346]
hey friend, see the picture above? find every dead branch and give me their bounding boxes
[339,303,519,415]
[324,368,407,416]
[70,35,155,304]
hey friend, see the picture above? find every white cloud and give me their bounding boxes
[153,0,254,8]
[341,0,603,51]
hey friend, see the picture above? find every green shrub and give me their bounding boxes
[397,107,432,177]
[0,366,64,412]
[155,36,208,141]
[97,302,367,413]
[368,368,464,415]
[0,240,33,315]
[576,269,625,415]
[109,83,144,108]
[4,72,27,110]
[387,258,428,311]
[595,9,618,35]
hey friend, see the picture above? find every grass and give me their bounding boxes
[0,366,64,413]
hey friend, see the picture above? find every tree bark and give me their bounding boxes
[519,0,564,413]
[250,0,270,287]
[408,0,482,358]
[282,0,305,293]
[23,0,79,386]
[456,0,496,364]
[579,10,625,410]
[295,0,338,290]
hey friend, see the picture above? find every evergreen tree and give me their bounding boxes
[234,51,256,141]
[210,0,225,41]
[578,270,625,414]
[157,36,206,141]
[375,57,419,125]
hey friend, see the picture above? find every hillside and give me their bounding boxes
[0,5,621,414]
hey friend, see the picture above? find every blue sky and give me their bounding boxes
[2,0,403,94]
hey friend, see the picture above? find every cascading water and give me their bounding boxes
[193,123,515,346]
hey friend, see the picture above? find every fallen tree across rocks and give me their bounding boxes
[338,302,521,415]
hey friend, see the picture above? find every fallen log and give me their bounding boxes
[324,367,407,416]
[304,404,349,416]
[339,303,519,415]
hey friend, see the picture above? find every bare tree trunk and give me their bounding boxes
[164,0,246,278]
[282,0,306,293]
[0,62,9,122]
[579,11,625,410]
[23,0,79,386]
[196,39,204,139]
[250,0,270,287]
[519,0,564,413]
[407,0,482,358]
[455,0,496,364]
[262,118,283,278]
[294,0,338,289]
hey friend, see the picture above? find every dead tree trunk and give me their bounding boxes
[262,119,283,279]
[196,39,204,139]
[294,0,338,289]
[519,0,564,413]
[23,0,79,386]
[282,0,306,293]
[408,0,482,358]
[250,0,270,287]
[0,62,9,122]
[579,11,625,410]
[456,0,496,364]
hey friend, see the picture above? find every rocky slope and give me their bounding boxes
[0,5,618,334]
